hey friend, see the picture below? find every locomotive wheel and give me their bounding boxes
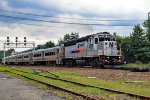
[84,60,90,66]
[69,60,73,67]
[65,60,74,67]
[89,60,97,68]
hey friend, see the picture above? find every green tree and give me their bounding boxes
[70,32,79,40]
[113,32,133,62]
[130,25,149,63]
[44,41,55,48]
[57,38,64,46]
[143,19,150,41]
[63,34,71,42]
[0,49,15,63]
[120,36,133,62]
[57,32,79,45]
[36,41,55,49]
[36,45,44,49]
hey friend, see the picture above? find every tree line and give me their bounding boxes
[114,19,150,63]
[36,32,79,49]
[0,49,14,63]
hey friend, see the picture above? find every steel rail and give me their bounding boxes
[11,68,150,100]
[6,69,101,100]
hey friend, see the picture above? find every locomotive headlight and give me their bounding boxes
[107,57,109,58]
[119,57,121,58]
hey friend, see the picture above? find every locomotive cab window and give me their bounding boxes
[99,38,104,41]
[95,38,98,44]
[104,38,110,41]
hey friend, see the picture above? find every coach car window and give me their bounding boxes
[34,54,41,57]
[24,55,29,58]
[18,56,22,59]
[54,52,55,55]
[45,53,48,56]
[95,38,98,44]
[45,52,55,56]
[52,52,55,55]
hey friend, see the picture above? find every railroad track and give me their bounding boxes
[102,65,150,72]
[7,64,150,72]
[7,68,150,100]
[79,65,150,72]
[6,69,100,100]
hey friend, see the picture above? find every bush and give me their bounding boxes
[135,61,143,64]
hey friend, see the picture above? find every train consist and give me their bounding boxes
[3,32,124,67]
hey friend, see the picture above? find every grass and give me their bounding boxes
[0,65,149,99]
[0,65,120,99]
[5,70,75,100]
[124,62,150,68]
[51,71,150,96]
[9,66,150,96]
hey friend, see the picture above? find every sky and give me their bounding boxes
[0,0,149,51]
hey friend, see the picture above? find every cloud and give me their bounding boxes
[34,0,150,19]
[0,0,149,51]
[0,0,11,10]
[0,14,94,50]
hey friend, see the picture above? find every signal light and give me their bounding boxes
[16,37,18,45]
[7,37,9,45]
[16,37,18,42]
[24,37,26,45]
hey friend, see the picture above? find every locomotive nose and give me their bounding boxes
[103,41,118,56]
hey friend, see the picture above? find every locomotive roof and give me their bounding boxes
[63,32,113,47]
[64,35,92,47]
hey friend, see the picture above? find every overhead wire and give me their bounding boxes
[0,9,144,21]
[0,14,136,26]
[0,20,133,30]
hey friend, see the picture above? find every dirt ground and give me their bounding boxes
[0,72,63,100]
[27,66,150,81]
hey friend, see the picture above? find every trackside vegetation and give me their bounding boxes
[114,19,150,64]
[0,65,150,99]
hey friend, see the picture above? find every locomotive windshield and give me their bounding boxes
[99,38,115,41]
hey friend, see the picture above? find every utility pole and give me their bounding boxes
[3,43,5,65]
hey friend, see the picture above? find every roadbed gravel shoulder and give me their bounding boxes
[0,72,63,100]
